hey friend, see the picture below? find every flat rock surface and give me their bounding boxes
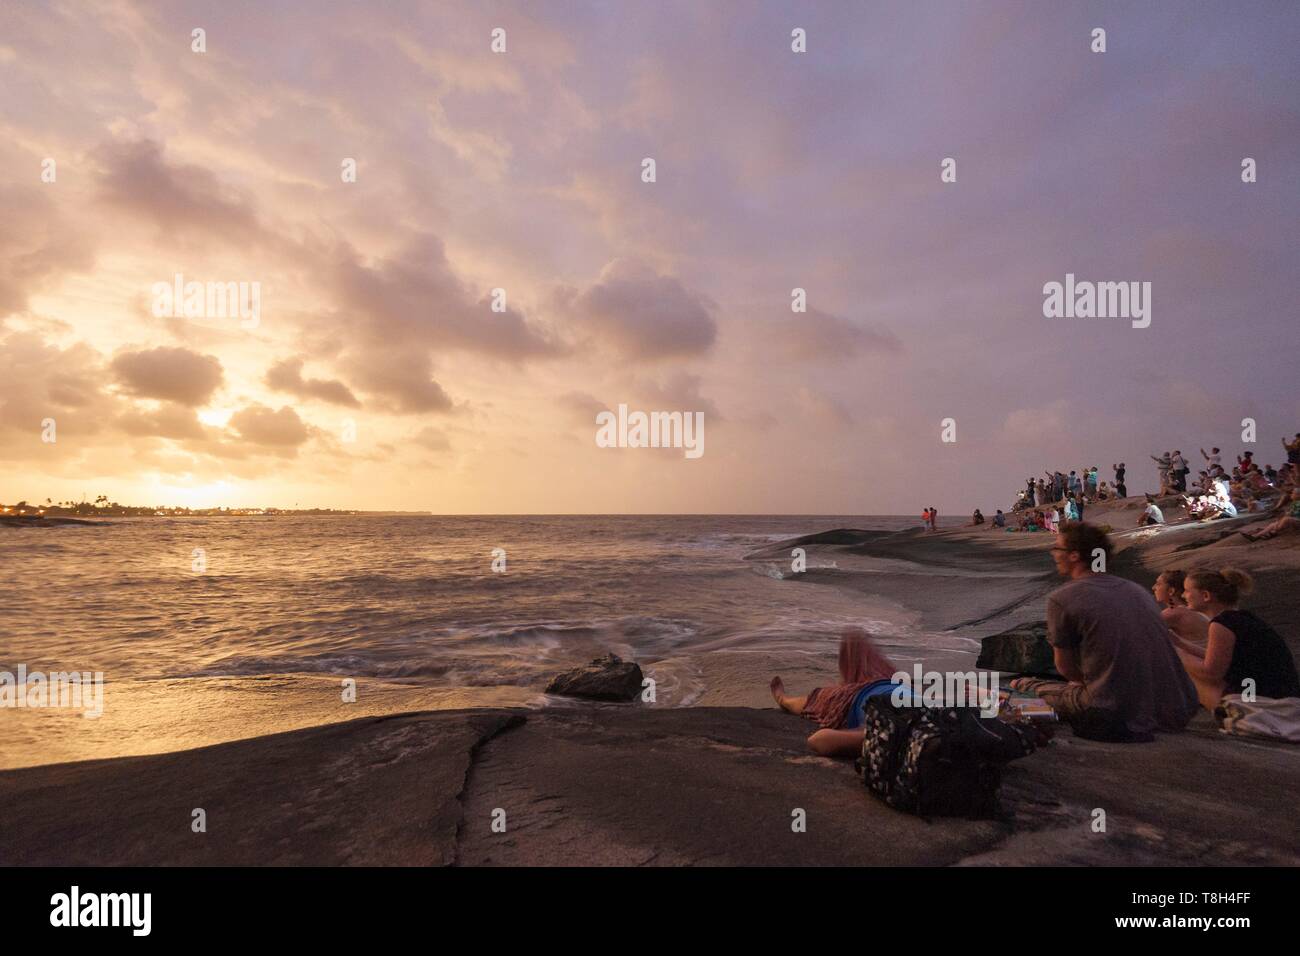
[3,704,1296,866]
[0,710,521,866]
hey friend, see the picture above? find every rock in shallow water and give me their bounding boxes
[545,654,644,701]
[976,622,1062,678]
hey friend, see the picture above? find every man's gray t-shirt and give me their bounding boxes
[1046,574,1199,736]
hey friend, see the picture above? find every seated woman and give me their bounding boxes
[1151,569,1208,649]
[1170,568,1300,711]
[770,629,910,757]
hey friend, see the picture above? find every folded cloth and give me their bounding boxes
[1216,694,1300,743]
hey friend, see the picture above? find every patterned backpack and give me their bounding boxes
[857,696,1036,819]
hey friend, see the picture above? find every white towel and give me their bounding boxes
[1216,694,1300,743]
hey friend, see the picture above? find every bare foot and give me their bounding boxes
[770,676,785,704]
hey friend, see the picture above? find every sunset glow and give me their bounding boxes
[2,1,1297,516]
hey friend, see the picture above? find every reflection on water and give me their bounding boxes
[0,514,937,767]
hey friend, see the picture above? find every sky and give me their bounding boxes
[1,0,1298,513]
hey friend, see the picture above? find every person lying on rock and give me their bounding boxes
[1242,487,1300,541]
[769,628,913,758]
[1010,523,1199,742]
[1167,568,1300,711]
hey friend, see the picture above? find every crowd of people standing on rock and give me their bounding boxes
[986,432,1300,535]
[993,466,1107,533]
[1010,466,1114,519]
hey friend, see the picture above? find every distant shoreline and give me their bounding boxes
[0,509,415,520]
[0,514,104,527]
[0,509,951,519]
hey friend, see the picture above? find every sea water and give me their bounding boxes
[0,514,962,767]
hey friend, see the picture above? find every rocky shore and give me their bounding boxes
[3,502,1296,867]
[2,701,1296,866]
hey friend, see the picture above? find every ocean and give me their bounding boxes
[0,514,975,768]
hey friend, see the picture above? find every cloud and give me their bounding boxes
[1000,400,1068,444]
[265,357,360,407]
[0,186,96,317]
[559,375,721,429]
[634,372,722,421]
[770,307,903,361]
[228,404,310,449]
[111,347,224,406]
[556,390,606,426]
[410,426,451,452]
[0,330,115,454]
[561,259,716,361]
[94,138,270,248]
[345,348,455,414]
[794,387,853,428]
[329,234,559,359]
[117,403,207,440]
[3,3,1298,514]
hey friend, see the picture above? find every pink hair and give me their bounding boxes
[838,627,897,684]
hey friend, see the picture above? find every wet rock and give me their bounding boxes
[977,622,1062,678]
[545,654,644,701]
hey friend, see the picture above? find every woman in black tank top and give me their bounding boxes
[1170,568,1300,710]
[1212,609,1300,699]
